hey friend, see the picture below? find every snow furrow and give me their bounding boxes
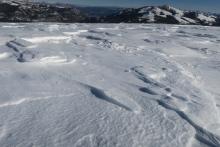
[157,99,220,147]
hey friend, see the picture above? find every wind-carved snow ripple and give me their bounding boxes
[74,134,96,147]
[5,38,76,65]
[81,84,141,113]
[206,60,220,71]
[90,86,132,111]
[81,34,143,54]
[0,93,78,108]
[193,33,217,39]
[181,44,218,56]
[88,30,116,37]
[130,66,220,146]
[0,125,6,139]
[139,87,158,95]
[157,100,220,147]
[6,39,36,62]
[131,66,166,89]
[187,47,209,55]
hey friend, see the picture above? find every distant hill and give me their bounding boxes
[0,1,219,26]
[76,6,124,17]
[0,0,86,22]
[101,5,220,26]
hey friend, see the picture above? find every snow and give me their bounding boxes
[22,36,71,44]
[63,30,89,36]
[139,7,152,13]
[0,23,220,147]
[168,6,184,15]
[0,52,11,60]
[140,7,173,22]
[197,14,216,23]
[38,56,77,65]
[141,12,155,22]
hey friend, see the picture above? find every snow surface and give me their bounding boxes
[0,23,220,147]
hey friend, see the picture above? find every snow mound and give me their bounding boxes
[22,36,71,44]
[39,56,76,65]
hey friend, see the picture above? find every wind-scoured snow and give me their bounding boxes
[0,23,220,147]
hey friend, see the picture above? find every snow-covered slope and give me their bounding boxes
[103,5,220,26]
[0,23,220,147]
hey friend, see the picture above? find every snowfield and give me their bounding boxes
[0,23,220,147]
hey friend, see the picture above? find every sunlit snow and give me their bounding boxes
[0,23,220,147]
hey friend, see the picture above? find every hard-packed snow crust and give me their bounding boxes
[0,23,220,146]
